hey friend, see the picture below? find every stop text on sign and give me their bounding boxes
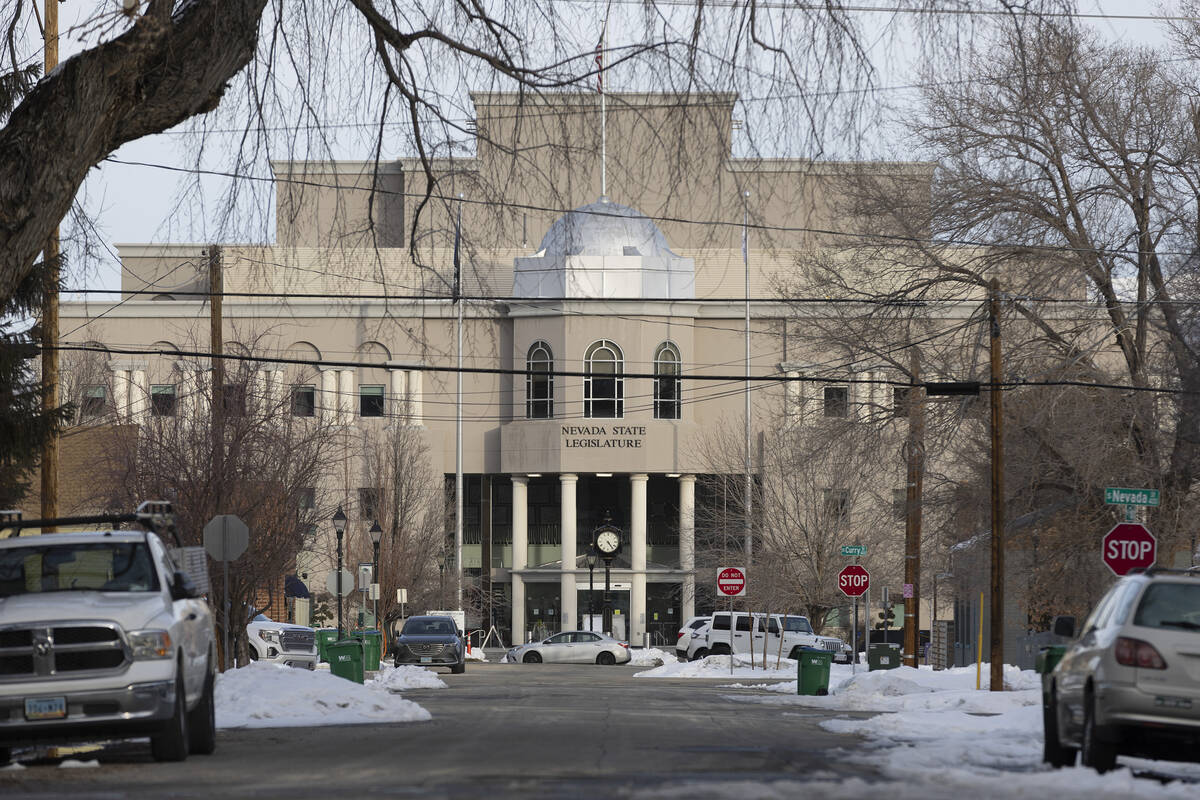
[1102,522,1157,577]
[717,566,747,597]
[838,565,870,597]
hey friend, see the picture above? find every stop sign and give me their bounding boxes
[1102,523,1157,576]
[838,564,870,597]
[717,566,746,597]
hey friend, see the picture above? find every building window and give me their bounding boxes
[823,386,848,418]
[221,383,246,416]
[292,385,315,417]
[653,342,681,420]
[81,385,107,420]
[298,487,315,511]
[893,387,911,418]
[823,488,849,527]
[358,488,380,521]
[525,341,554,419]
[584,339,623,418]
[360,385,385,418]
[150,385,176,417]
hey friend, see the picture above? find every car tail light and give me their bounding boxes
[1114,637,1167,669]
[677,631,685,640]
[619,642,629,648]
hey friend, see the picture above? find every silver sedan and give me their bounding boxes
[506,631,632,665]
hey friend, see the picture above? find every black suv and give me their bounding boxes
[392,615,465,674]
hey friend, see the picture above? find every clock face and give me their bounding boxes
[596,530,621,554]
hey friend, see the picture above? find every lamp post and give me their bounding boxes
[332,506,347,640]
[369,520,382,629]
[437,550,446,608]
[585,547,597,632]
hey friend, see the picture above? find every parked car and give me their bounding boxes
[1043,568,1200,772]
[701,612,840,661]
[676,615,711,661]
[393,615,465,674]
[0,505,216,765]
[246,613,317,670]
[506,631,631,665]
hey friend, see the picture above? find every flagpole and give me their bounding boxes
[454,196,464,611]
[743,191,752,566]
[599,11,609,199]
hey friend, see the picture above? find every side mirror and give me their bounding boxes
[1052,615,1075,639]
[171,571,200,601]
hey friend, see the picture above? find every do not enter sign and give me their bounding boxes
[1102,523,1157,576]
[838,565,870,597]
[717,566,747,597]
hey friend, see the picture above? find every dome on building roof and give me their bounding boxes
[536,197,676,259]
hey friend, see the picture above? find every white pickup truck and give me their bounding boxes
[0,509,216,764]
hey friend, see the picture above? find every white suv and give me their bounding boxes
[246,614,317,670]
[701,612,844,661]
[675,616,710,661]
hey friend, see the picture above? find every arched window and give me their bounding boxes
[526,341,554,419]
[653,342,681,420]
[584,340,623,418]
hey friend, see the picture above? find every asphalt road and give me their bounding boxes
[0,661,878,798]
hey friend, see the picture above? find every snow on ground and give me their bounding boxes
[369,663,448,691]
[629,648,675,667]
[465,647,488,662]
[703,662,1200,799]
[216,661,431,729]
[635,651,797,679]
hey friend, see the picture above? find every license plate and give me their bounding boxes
[1154,695,1193,710]
[25,696,67,721]
[420,657,432,664]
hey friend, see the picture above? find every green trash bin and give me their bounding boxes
[1035,645,1066,676]
[797,647,832,696]
[353,630,382,672]
[315,628,339,663]
[326,639,365,684]
[868,642,902,671]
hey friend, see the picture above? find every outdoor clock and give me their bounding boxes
[594,528,621,557]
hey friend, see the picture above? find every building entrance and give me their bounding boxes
[577,587,630,637]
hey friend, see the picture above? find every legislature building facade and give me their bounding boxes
[57,92,941,646]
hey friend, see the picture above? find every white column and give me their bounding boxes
[111,366,129,422]
[320,369,338,425]
[511,476,528,644]
[560,474,578,632]
[679,474,696,622]
[254,369,267,415]
[129,368,148,420]
[338,369,354,425]
[408,370,423,425]
[389,369,408,422]
[784,370,801,425]
[269,368,286,412]
[630,473,648,645]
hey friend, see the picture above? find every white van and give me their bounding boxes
[699,611,827,661]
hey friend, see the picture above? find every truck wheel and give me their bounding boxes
[151,675,190,762]
[1042,689,1076,768]
[451,661,465,674]
[187,669,217,755]
[690,648,708,661]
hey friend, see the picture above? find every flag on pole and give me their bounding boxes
[595,34,604,93]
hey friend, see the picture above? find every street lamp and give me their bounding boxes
[332,505,347,640]
[584,547,597,632]
[437,550,446,608]
[369,520,382,630]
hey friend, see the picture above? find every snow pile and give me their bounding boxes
[465,647,487,662]
[216,661,431,729]
[635,652,797,679]
[629,648,675,666]
[369,663,448,691]
[718,663,1200,798]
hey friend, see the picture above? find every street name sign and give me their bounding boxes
[1104,488,1160,507]
[717,566,747,597]
[1102,523,1157,576]
[838,565,870,597]
[841,545,867,557]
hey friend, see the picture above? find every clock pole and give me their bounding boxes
[592,511,623,639]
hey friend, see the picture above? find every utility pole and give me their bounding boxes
[209,246,224,492]
[989,278,1005,692]
[39,0,60,530]
[902,348,925,667]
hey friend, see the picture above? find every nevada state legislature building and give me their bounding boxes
[58,92,937,647]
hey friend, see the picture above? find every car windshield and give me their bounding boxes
[1133,583,1200,633]
[403,618,456,636]
[0,541,159,597]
